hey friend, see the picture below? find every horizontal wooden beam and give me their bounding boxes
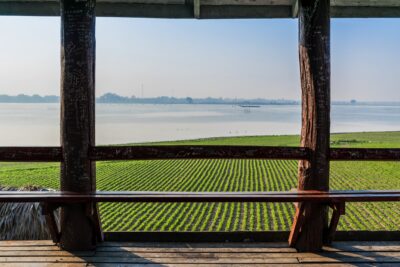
[330,148,400,161]
[332,0,400,7]
[331,6,400,18]
[0,147,62,162]
[0,190,400,203]
[92,146,310,161]
[0,1,399,18]
[1,146,399,162]
[103,230,400,242]
[200,0,292,5]
[0,2,290,18]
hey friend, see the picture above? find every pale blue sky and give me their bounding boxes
[0,17,399,101]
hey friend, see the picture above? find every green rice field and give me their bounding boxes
[1,131,400,232]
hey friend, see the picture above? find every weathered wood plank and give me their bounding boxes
[1,146,400,162]
[1,255,400,264]
[0,240,399,251]
[326,202,345,243]
[0,265,302,267]
[0,264,298,267]
[0,264,379,267]
[332,0,400,7]
[0,264,87,267]
[99,241,290,248]
[0,242,399,266]
[1,0,400,18]
[41,203,61,243]
[97,247,301,253]
[201,0,292,5]
[293,0,331,252]
[0,190,320,197]
[326,241,400,252]
[3,232,399,249]
[86,264,380,267]
[0,147,62,162]
[3,250,400,260]
[0,246,297,253]
[331,6,400,17]
[0,191,400,203]
[298,256,400,263]
[288,203,305,246]
[92,146,310,161]
[60,0,98,250]
[0,257,299,264]
[0,251,95,257]
[330,148,400,161]
[0,241,55,247]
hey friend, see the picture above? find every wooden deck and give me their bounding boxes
[0,241,399,266]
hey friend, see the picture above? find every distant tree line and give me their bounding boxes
[97,93,298,105]
[0,93,298,105]
[1,93,398,106]
[0,94,59,103]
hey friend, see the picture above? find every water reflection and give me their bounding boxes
[0,103,399,146]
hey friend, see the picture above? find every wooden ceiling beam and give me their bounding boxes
[332,0,400,7]
[194,0,200,18]
[292,0,298,17]
[0,0,399,18]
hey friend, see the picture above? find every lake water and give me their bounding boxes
[0,103,399,146]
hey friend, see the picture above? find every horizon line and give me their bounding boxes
[0,93,399,103]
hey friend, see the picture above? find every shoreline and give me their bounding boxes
[114,130,400,146]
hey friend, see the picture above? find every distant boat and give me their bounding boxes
[239,105,260,108]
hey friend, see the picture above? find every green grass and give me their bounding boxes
[1,131,400,232]
[131,131,400,148]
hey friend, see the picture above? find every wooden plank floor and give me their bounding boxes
[0,241,399,266]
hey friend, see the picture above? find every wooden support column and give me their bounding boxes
[60,0,97,250]
[291,0,330,252]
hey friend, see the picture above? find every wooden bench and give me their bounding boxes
[0,190,399,247]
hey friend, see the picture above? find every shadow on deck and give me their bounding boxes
[0,241,399,266]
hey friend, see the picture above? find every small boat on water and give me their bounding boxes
[239,105,261,108]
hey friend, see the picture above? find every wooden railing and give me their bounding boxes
[1,146,399,162]
[2,144,398,249]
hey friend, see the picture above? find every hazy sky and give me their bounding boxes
[0,17,399,101]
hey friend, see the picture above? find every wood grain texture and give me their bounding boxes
[60,0,97,250]
[92,145,310,161]
[41,203,61,243]
[0,147,62,162]
[1,0,400,18]
[0,190,399,203]
[1,146,400,162]
[288,203,305,246]
[329,148,400,161]
[0,241,399,266]
[294,0,331,252]
[326,202,345,244]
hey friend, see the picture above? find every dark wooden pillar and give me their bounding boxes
[293,0,331,252]
[60,0,97,250]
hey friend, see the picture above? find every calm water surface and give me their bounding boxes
[0,103,399,146]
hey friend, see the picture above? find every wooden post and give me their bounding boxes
[60,0,97,250]
[291,0,330,252]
